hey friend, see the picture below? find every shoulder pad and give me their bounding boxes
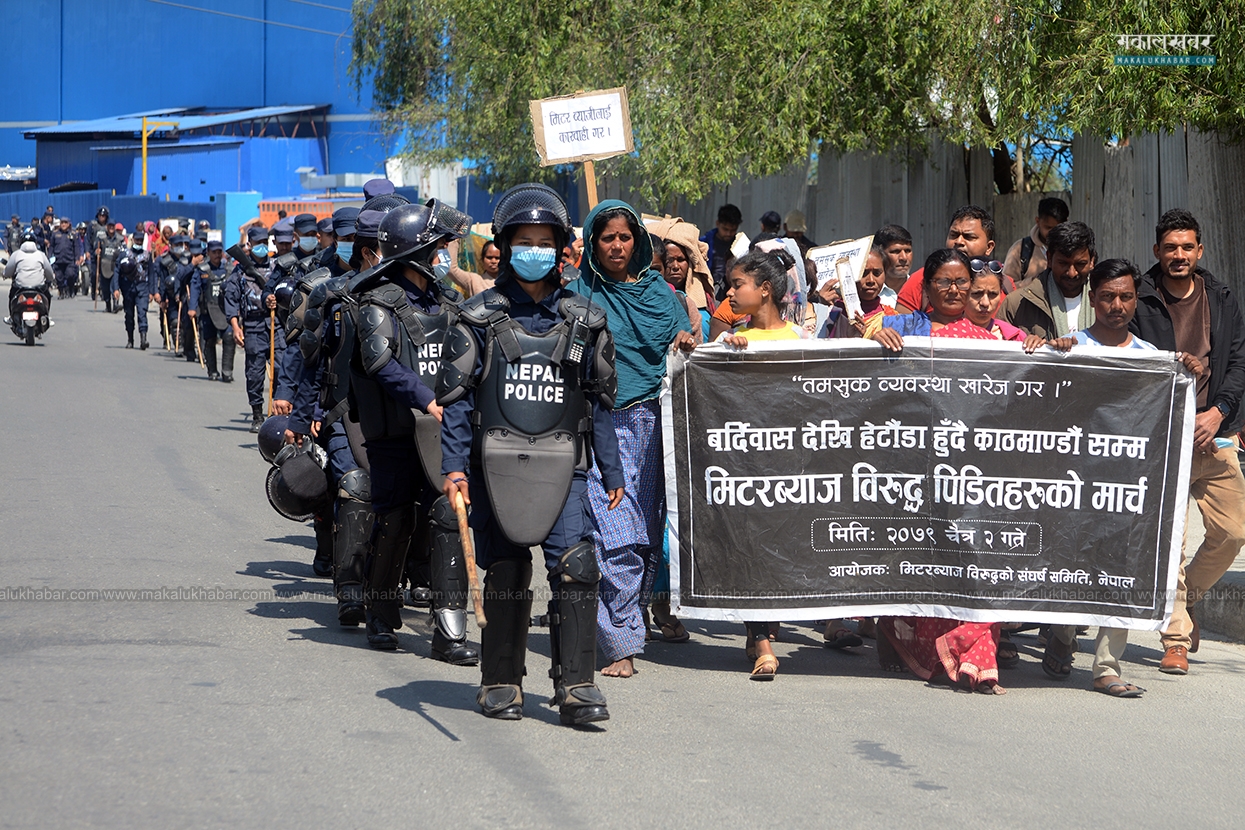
[357,304,393,375]
[558,293,609,331]
[298,266,332,292]
[307,278,332,310]
[456,288,509,328]
[348,260,400,295]
[362,281,406,310]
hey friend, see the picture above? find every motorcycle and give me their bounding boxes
[8,288,51,346]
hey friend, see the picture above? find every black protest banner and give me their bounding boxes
[662,339,1194,630]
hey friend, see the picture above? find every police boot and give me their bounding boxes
[363,506,415,650]
[477,558,533,719]
[427,496,479,666]
[312,513,334,578]
[126,332,134,349]
[220,337,236,382]
[204,341,218,379]
[249,405,264,433]
[404,543,433,609]
[548,541,609,726]
[140,331,148,351]
[334,470,371,627]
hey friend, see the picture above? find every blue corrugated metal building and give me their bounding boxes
[0,0,386,185]
[25,106,333,200]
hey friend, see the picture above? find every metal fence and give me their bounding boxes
[591,128,1242,296]
[0,189,215,233]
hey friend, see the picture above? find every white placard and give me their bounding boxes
[807,235,874,297]
[530,88,634,166]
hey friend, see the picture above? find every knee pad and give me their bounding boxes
[337,468,371,502]
[553,540,599,585]
[428,494,458,531]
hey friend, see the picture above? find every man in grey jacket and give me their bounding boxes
[5,237,54,315]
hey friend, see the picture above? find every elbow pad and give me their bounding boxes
[357,304,394,375]
[435,322,479,405]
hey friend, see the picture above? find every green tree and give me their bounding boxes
[351,0,1241,206]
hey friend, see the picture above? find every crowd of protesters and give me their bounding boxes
[9,185,1241,715]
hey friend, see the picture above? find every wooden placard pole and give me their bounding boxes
[583,160,599,209]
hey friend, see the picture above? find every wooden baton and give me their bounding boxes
[453,490,487,628]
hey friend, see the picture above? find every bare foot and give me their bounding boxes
[601,657,635,677]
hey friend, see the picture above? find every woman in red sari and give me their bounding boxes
[872,250,1060,694]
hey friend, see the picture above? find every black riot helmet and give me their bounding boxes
[360,193,411,214]
[96,206,109,220]
[490,183,572,276]
[257,414,290,463]
[265,443,331,521]
[377,200,471,268]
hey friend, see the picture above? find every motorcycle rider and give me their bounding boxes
[5,232,54,324]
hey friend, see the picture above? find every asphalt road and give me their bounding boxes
[3,297,1244,830]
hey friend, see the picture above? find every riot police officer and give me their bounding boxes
[316,217,335,252]
[288,244,359,607]
[181,239,206,363]
[187,240,236,381]
[293,213,320,265]
[226,225,276,431]
[312,207,358,277]
[348,201,478,667]
[94,221,124,312]
[111,233,151,349]
[437,183,623,726]
[49,217,77,300]
[153,234,196,355]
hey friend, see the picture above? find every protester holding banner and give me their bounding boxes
[1129,209,1245,676]
[566,200,694,679]
[963,262,1033,343]
[872,248,974,346]
[1037,258,1164,696]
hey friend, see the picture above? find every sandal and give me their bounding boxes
[651,600,690,643]
[823,624,864,650]
[997,632,1019,668]
[1041,637,1074,680]
[1094,678,1145,698]
[876,629,907,673]
[750,653,778,681]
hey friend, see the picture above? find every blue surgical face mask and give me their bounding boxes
[336,241,353,264]
[298,236,317,252]
[510,245,557,282]
[251,244,269,259]
[432,249,452,280]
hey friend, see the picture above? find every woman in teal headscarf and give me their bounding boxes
[567,200,695,677]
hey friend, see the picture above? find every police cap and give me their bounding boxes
[293,213,319,235]
[332,207,359,236]
[363,178,395,199]
[354,209,386,239]
[246,226,269,244]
